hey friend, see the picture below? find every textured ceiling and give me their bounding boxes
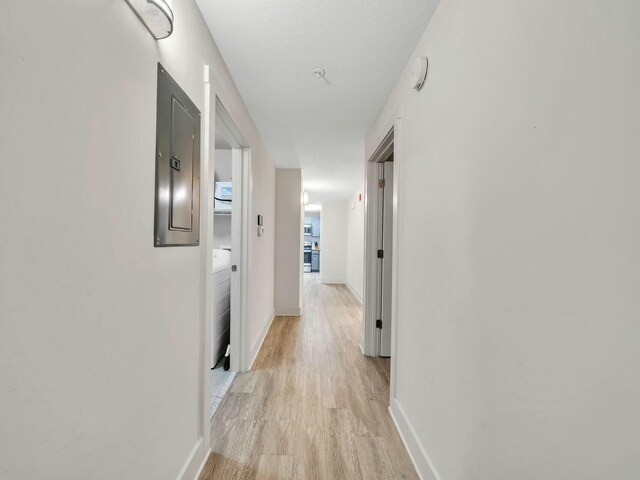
[196,0,440,202]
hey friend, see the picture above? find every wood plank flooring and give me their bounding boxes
[200,274,417,480]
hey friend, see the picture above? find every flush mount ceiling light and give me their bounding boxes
[125,0,174,40]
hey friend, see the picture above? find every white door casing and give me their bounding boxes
[200,64,252,462]
[362,110,402,403]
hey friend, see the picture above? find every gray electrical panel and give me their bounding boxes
[154,63,201,247]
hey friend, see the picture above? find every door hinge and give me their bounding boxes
[378,179,385,188]
[377,249,384,259]
[376,319,383,329]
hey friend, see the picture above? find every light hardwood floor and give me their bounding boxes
[200,274,417,480]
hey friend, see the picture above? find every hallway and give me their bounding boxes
[200,274,417,479]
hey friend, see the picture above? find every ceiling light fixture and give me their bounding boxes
[313,68,325,79]
[125,0,174,40]
[410,57,429,91]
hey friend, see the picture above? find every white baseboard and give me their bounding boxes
[175,438,211,480]
[193,448,211,480]
[346,281,363,304]
[389,398,441,480]
[248,311,275,370]
[274,306,301,316]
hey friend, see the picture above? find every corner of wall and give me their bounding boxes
[248,310,276,370]
[274,306,302,316]
[175,438,210,480]
[346,281,363,304]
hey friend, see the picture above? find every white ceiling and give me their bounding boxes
[196,0,440,202]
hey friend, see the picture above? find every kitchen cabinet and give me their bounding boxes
[305,216,321,237]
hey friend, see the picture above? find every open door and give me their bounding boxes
[377,158,394,357]
[363,126,395,359]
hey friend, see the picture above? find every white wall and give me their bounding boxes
[247,145,276,369]
[274,169,303,315]
[214,149,233,182]
[320,202,347,283]
[0,1,275,479]
[213,215,231,249]
[368,1,640,479]
[213,149,232,249]
[345,184,365,302]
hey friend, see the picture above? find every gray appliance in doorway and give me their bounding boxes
[311,250,320,272]
[304,242,312,272]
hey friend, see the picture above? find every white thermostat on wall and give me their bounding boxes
[410,57,429,91]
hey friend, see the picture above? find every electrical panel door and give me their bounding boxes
[154,63,201,247]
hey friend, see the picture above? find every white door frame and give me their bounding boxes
[379,160,394,357]
[215,99,251,374]
[199,65,251,457]
[362,111,402,401]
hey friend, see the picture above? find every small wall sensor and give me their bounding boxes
[410,57,429,91]
[257,214,264,237]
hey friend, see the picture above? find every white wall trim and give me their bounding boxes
[248,311,275,370]
[388,113,403,403]
[275,306,301,316]
[199,64,215,458]
[346,281,363,304]
[389,399,441,480]
[193,448,212,480]
[175,438,211,480]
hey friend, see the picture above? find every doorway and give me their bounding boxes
[207,98,251,418]
[363,126,397,359]
[304,208,321,274]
